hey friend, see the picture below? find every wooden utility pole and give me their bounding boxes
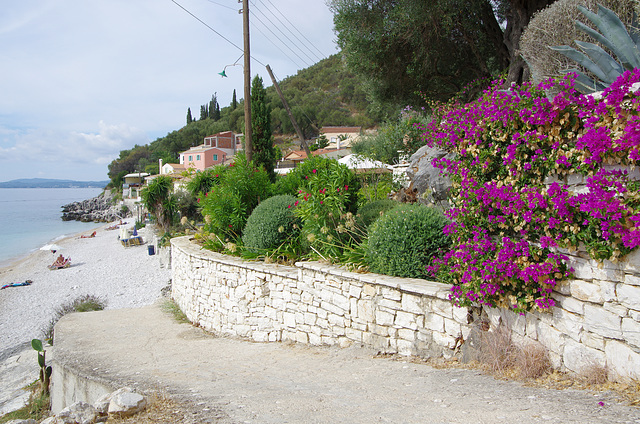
[265,64,311,158]
[242,0,253,161]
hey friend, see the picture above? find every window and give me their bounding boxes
[196,154,201,161]
[188,155,193,162]
[213,154,218,161]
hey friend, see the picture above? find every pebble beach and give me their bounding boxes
[0,221,171,359]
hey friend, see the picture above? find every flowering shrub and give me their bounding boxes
[423,70,640,312]
[293,159,360,259]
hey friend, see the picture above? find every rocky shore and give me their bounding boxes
[61,190,124,222]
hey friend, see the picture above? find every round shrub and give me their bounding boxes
[242,195,301,253]
[357,199,398,229]
[366,204,450,279]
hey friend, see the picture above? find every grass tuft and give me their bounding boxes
[161,299,191,324]
[43,294,107,343]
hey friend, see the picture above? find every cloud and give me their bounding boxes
[0,122,149,178]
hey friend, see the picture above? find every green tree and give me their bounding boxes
[329,0,555,107]
[251,75,277,182]
[200,104,208,121]
[186,107,193,124]
[209,93,221,121]
[141,176,176,232]
[232,89,238,110]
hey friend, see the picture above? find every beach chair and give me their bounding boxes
[48,257,71,270]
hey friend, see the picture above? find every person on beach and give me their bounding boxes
[52,254,65,267]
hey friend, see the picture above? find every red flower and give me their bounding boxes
[344,185,349,191]
[228,224,233,228]
[312,169,317,173]
[197,198,200,203]
[288,205,292,208]
[320,201,323,204]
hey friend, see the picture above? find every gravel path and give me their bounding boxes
[0,222,171,359]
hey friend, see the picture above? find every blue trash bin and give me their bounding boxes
[148,245,155,255]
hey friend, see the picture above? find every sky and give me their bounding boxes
[0,0,338,182]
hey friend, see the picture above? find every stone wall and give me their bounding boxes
[171,236,640,381]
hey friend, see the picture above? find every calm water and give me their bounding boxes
[0,188,104,265]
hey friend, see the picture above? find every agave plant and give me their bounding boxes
[550,3,640,93]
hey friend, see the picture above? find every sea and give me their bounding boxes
[0,188,105,266]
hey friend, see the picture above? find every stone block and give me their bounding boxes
[328,313,345,328]
[554,294,585,315]
[396,339,415,356]
[378,298,402,310]
[618,284,640,310]
[526,314,539,340]
[501,309,526,336]
[309,332,322,345]
[375,309,395,326]
[605,340,640,380]
[333,293,350,311]
[433,332,456,349]
[622,318,640,348]
[252,331,269,342]
[630,310,640,322]
[552,309,583,342]
[603,302,628,317]
[626,274,640,286]
[397,328,417,341]
[425,313,445,333]
[622,249,640,275]
[296,331,309,344]
[395,311,418,330]
[362,283,377,298]
[444,318,461,338]
[321,301,346,317]
[345,327,363,342]
[349,285,362,299]
[581,331,605,351]
[554,280,571,295]
[381,286,402,301]
[584,304,622,339]
[370,324,389,337]
[452,306,469,324]
[401,293,424,314]
[563,339,606,374]
[571,257,624,281]
[283,312,296,328]
[599,281,617,302]
[570,280,604,303]
[432,299,454,319]
[357,299,374,322]
[536,321,566,355]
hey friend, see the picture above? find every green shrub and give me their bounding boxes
[242,195,301,253]
[186,167,225,196]
[200,153,272,239]
[357,199,398,229]
[366,204,450,279]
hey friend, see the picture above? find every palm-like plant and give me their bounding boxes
[550,3,640,93]
[141,175,176,231]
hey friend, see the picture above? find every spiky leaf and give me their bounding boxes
[574,40,623,83]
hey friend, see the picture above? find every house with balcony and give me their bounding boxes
[122,172,149,200]
[179,131,239,172]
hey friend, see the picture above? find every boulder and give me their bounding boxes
[106,387,147,418]
[406,145,454,206]
[54,401,98,424]
[4,419,37,424]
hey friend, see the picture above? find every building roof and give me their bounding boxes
[124,172,150,179]
[164,163,186,171]
[180,145,224,155]
[282,148,339,161]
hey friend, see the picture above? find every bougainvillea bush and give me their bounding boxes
[423,70,640,313]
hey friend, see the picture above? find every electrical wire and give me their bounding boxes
[255,0,325,63]
[250,9,311,68]
[250,2,318,65]
[262,0,327,59]
[170,0,266,67]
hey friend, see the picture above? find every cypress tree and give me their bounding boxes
[232,89,238,110]
[251,76,276,182]
[200,104,208,121]
[186,107,193,124]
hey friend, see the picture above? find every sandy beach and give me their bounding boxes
[0,221,171,359]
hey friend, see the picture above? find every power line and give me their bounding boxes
[252,24,304,69]
[255,0,325,63]
[263,0,327,59]
[170,0,266,67]
[251,2,319,65]
[250,8,312,68]
[202,0,236,11]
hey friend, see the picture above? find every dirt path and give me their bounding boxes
[51,303,640,424]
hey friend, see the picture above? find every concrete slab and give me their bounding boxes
[50,302,640,424]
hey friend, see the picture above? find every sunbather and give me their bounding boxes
[52,254,65,267]
[80,231,97,238]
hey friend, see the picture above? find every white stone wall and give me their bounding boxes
[171,236,640,381]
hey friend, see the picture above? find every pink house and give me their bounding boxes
[179,131,241,171]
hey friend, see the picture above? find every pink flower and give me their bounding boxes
[228,224,233,228]
[197,198,200,203]
[288,205,292,209]
[312,169,317,173]
[344,185,349,191]
[294,200,299,206]
[320,201,323,204]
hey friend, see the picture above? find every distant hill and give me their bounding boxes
[0,178,109,188]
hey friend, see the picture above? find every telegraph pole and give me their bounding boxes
[242,0,253,161]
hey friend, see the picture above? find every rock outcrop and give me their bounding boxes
[61,191,124,223]
[405,144,454,206]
